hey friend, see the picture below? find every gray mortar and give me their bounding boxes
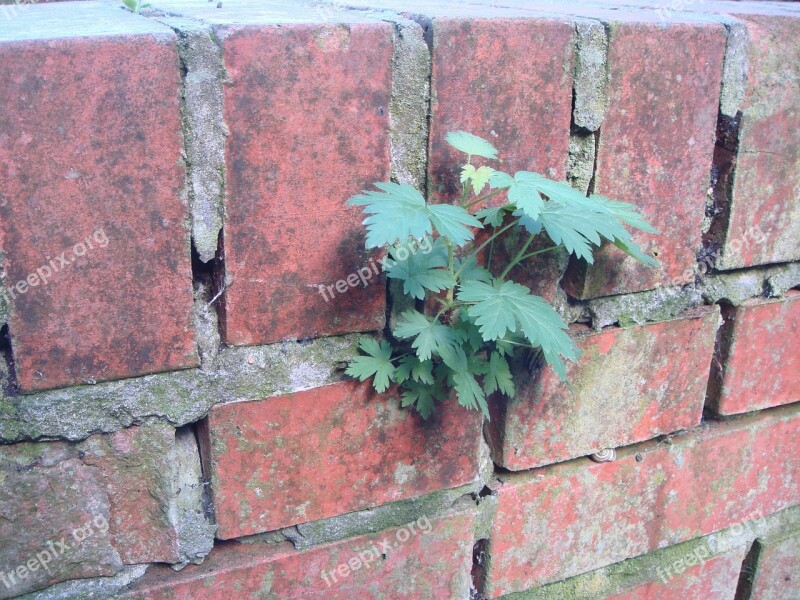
[192,281,222,368]
[158,17,228,264]
[572,18,608,133]
[0,333,361,443]
[581,263,800,330]
[718,19,750,118]
[16,565,148,600]
[700,263,800,305]
[169,426,217,567]
[388,16,431,190]
[567,134,596,195]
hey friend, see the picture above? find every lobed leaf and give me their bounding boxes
[446,131,499,160]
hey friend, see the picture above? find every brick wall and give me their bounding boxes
[0,0,798,598]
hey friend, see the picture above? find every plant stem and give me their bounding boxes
[455,219,519,281]
[518,245,561,261]
[446,240,455,303]
[463,189,504,210]
[499,234,536,280]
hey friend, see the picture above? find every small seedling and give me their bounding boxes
[346,132,659,418]
[121,0,151,14]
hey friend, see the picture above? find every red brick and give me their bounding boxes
[214,20,392,345]
[607,548,745,600]
[749,530,800,600]
[487,307,719,470]
[202,381,482,538]
[120,506,476,599]
[0,424,180,597]
[713,12,800,269]
[563,17,727,298]
[0,4,198,392]
[483,403,800,597]
[428,14,574,201]
[708,292,800,416]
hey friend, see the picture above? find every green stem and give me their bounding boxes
[499,234,536,280]
[446,240,455,303]
[454,219,520,281]
[518,245,561,262]
[463,189,505,210]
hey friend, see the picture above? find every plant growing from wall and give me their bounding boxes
[346,132,659,418]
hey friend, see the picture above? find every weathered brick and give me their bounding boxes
[202,380,482,538]
[483,403,800,597]
[607,548,745,600]
[487,307,720,470]
[0,423,180,598]
[747,530,800,600]
[711,10,800,269]
[562,12,727,298]
[0,2,198,392]
[426,11,574,200]
[220,19,392,345]
[120,506,476,599]
[707,292,800,416]
[148,1,394,346]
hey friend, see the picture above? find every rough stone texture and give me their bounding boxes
[714,13,800,269]
[567,132,596,195]
[0,2,198,392]
[119,506,477,599]
[707,292,800,416]
[563,17,727,298]
[17,565,148,600]
[718,19,750,118]
[170,426,217,565]
[572,17,608,132]
[483,403,800,597]
[159,17,228,264]
[426,13,574,200]
[487,307,720,470]
[215,17,391,346]
[747,530,800,600]
[202,380,482,538]
[0,423,182,597]
[0,333,360,444]
[388,17,431,190]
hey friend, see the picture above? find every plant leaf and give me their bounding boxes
[457,280,577,380]
[491,171,545,220]
[394,355,434,385]
[589,194,658,234]
[461,164,495,195]
[348,183,432,247]
[446,131,498,160]
[452,371,489,418]
[345,338,395,393]
[475,205,509,227]
[386,237,454,300]
[455,255,492,284]
[427,204,483,247]
[393,310,461,362]
[484,351,515,397]
[400,381,437,419]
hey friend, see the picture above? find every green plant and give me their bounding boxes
[121,0,151,14]
[346,132,659,418]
